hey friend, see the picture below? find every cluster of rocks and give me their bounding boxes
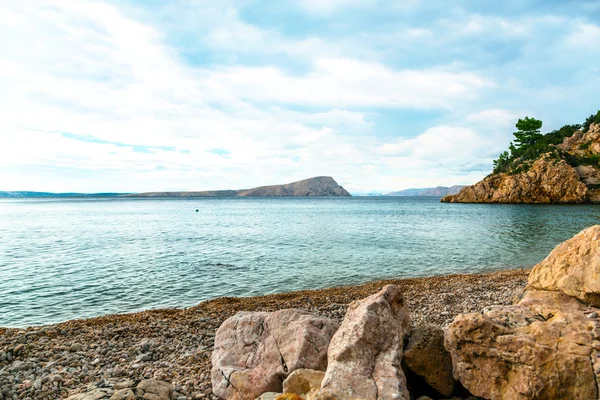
[211,284,455,400]
[212,225,600,399]
[65,379,174,400]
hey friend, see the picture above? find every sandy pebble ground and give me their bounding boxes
[0,268,529,400]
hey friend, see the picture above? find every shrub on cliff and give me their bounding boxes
[583,110,600,133]
[492,115,589,174]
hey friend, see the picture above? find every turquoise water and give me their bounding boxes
[1,197,599,327]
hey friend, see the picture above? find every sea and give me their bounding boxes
[1,196,599,327]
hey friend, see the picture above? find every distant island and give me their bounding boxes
[0,191,126,198]
[443,111,600,204]
[128,176,351,197]
[384,186,466,197]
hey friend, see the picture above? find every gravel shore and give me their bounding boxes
[0,268,529,399]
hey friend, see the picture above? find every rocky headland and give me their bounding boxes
[128,177,351,198]
[3,225,600,399]
[442,121,600,203]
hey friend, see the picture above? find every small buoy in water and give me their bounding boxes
[196,209,199,212]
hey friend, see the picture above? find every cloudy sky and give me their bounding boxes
[1,1,599,193]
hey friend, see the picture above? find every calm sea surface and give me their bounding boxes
[1,197,599,327]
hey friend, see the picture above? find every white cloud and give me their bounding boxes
[565,23,600,51]
[298,0,374,15]
[206,58,491,109]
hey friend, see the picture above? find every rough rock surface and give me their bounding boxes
[441,157,588,203]
[403,325,454,397]
[317,285,412,400]
[211,309,338,400]
[442,123,600,204]
[282,369,324,399]
[445,290,600,400]
[528,225,600,306]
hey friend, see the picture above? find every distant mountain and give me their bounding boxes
[384,185,466,197]
[0,191,124,198]
[128,176,351,197]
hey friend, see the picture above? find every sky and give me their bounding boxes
[1,1,599,193]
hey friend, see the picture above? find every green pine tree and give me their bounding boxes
[513,117,543,148]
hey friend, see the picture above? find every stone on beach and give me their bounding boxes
[211,309,339,400]
[528,224,600,306]
[403,324,454,397]
[446,289,600,400]
[282,369,324,399]
[64,379,173,400]
[445,226,600,399]
[317,284,412,400]
[109,388,136,400]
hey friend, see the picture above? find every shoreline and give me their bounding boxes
[0,268,529,399]
[1,266,527,331]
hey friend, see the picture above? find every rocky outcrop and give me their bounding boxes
[441,157,588,203]
[445,225,600,399]
[129,177,351,198]
[316,285,412,400]
[445,290,600,400]
[211,309,338,400]
[442,123,600,204]
[403,325,454,397]
[528,225,600,306]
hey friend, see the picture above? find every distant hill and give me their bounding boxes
[0,191,124,198]
[384,186,466,197]
[128,176,351,197]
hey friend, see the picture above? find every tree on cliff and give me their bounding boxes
[583,110,600,133]
[513,117,543,148]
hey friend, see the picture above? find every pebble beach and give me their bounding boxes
[0,269,529,400]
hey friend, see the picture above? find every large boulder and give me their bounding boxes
[445,290,600,400]
[212,309,339,400]
[528,225,600,306]
[403,325,454,397]
[316,285,412,400]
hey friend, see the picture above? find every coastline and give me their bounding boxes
[0,268,529,399]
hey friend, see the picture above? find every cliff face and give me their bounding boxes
[129,176,351,197]
[442,123,600,204]
[237,176,350,197]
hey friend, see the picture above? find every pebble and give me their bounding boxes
[135,354,151,362]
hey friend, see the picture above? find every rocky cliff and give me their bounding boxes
[129,176,351,198]
[442,122,600,203]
